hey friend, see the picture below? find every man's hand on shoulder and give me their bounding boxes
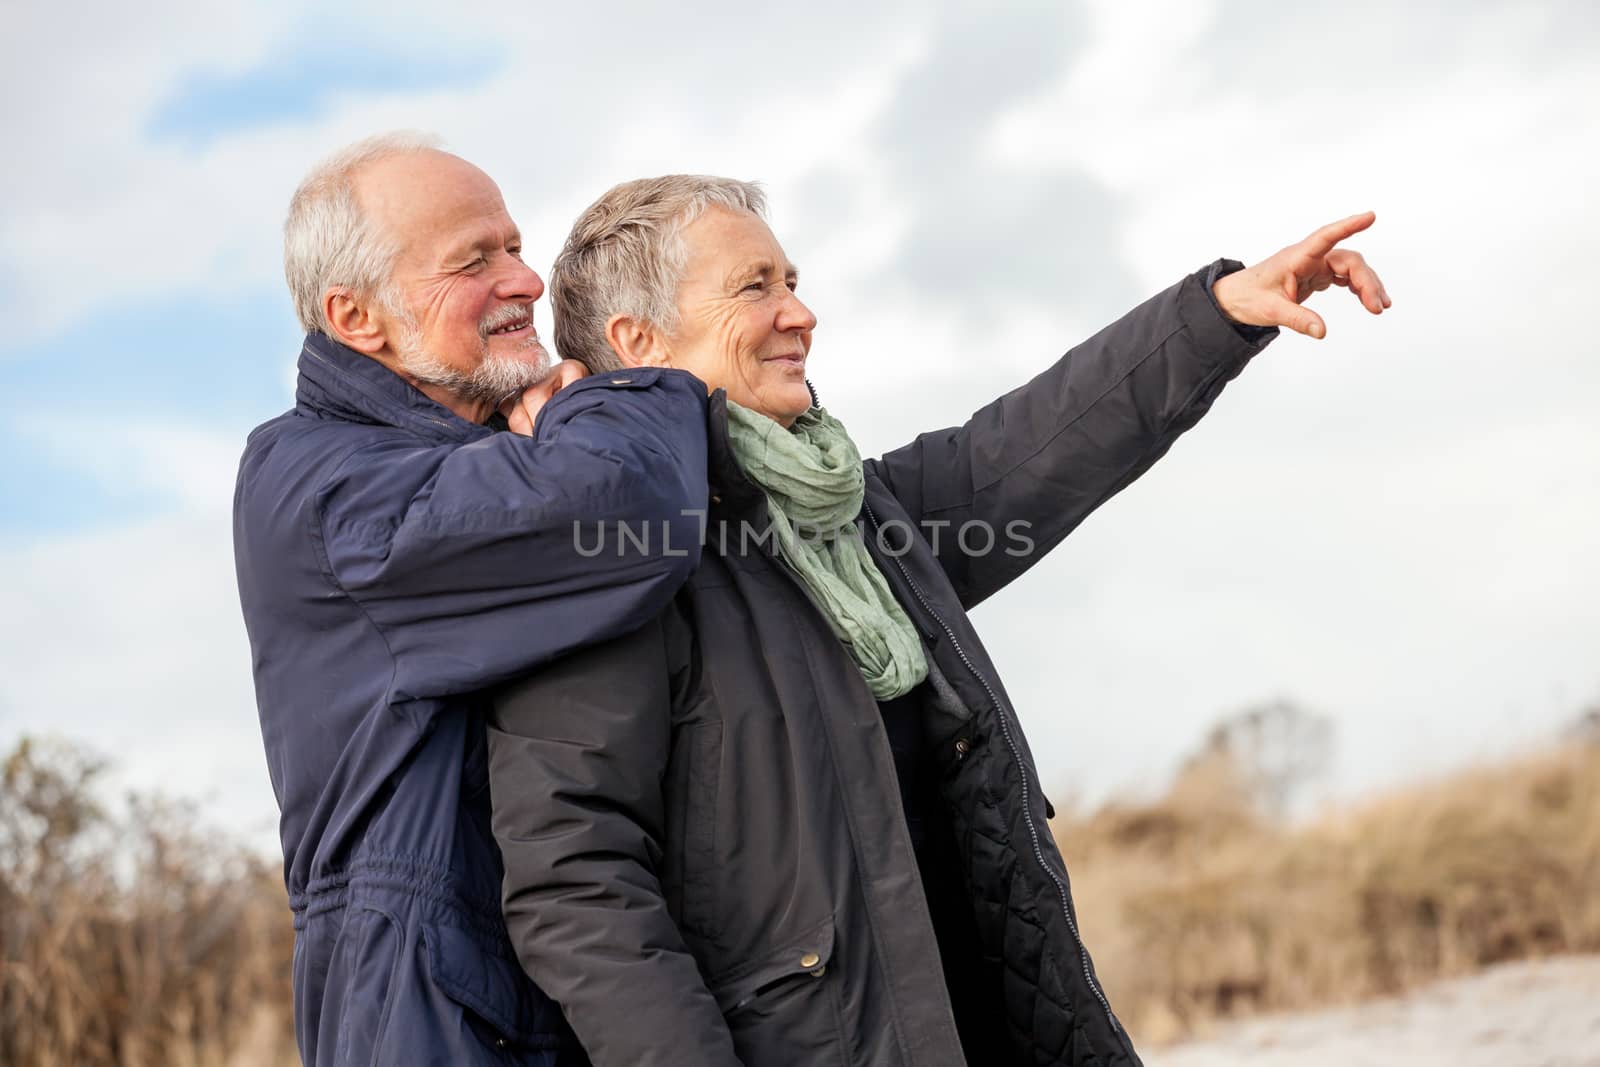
[501,360,591,436]
[1213,211,1393,340]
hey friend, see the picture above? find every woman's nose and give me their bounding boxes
[779,291,818,333]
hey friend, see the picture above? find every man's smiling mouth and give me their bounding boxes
[489,316,532,336]
[483,303,535,337]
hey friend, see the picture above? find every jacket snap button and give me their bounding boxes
[809,964,827,978]
[495,1038,509,1049]
[954,738,970,758]
[799,951,821,969]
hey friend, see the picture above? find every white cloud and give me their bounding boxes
[0,1,925,342]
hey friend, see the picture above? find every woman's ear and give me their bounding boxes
[604,314,670,368]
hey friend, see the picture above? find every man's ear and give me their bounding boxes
[324,288,387,354]
[604,314,669,368]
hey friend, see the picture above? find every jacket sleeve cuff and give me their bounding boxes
[1193,257,1280,352]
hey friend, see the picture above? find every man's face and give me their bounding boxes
[667,207,817,427]
[358,152,552,405]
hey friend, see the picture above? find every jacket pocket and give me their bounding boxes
[664,720,723,938]
[422,922,555,1056]
[710,918,845,1066]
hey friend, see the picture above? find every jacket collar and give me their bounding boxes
[293,332,492,446]
[705,388,770,520]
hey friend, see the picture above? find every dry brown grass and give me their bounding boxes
[1,738,297,1067]
[1055,736,1600,1045]
[5,719,1596,1063]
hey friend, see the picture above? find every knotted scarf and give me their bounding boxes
[725,400,928,700]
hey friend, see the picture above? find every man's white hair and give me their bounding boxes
[551,175,767,372]
[283,130,444,335]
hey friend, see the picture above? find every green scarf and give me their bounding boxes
[725,400,928,700]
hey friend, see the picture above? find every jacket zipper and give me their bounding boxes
[861,498,1124,1038]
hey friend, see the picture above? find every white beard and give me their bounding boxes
[393,323,554,406]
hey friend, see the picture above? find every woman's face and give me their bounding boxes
[664,207,817,426]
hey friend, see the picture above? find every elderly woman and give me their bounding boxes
[488,178,1387,1067]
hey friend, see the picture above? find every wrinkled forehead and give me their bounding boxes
[679,206,796,285]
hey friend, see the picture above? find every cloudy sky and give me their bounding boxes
[2,1,1595,851]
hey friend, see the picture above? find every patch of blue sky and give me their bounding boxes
[0,287,302,537]
[0,419,162,540]
[148,36,502,146]
[0,286,302,424]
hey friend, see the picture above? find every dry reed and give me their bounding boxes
[1,738,296,1067]
[1055,734,1600,1045]
[4,712,1595,1063]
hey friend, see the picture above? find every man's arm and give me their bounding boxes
[319,368,709,700]
[488,609,742,1067]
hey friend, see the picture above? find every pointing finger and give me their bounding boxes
[1302,211,1377,260]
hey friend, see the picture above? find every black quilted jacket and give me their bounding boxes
[489,263,1275,1066]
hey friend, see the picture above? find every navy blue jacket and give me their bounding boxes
[233,333,707,1066]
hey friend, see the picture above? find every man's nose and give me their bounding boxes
[496,258,545,303]
[778,291,818,333]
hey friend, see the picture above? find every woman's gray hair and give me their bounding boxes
[283,131,444,335]
[551,175,767,372]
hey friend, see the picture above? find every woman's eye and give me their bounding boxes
[742,281,765,294]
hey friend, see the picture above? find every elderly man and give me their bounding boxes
[233,134,709,1066]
